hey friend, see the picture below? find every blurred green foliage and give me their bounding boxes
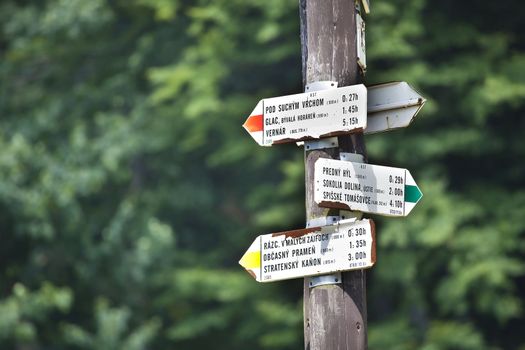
[0,0,524,349]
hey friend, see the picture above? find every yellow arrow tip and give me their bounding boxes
[239,251,261,270]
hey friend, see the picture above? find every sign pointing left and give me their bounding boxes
[243,84,367,146]
[240,219,376,283]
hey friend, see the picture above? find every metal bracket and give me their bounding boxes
[304,137,338,151]
[339,210,362,221]
[340,152,365,163]
[306,216,339,228]
[305,81,338,92]
[309,273,342,288]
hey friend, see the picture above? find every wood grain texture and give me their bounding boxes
[301,0,368,348]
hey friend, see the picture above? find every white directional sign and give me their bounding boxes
[314,158,422,217]
[239,219,376,283]
[365,81,426,134]
[243,84,367,146]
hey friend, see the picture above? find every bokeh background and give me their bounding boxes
[1,0,524,349]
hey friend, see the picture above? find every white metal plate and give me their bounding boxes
[243,84,367,146]
[239,219,376,283]
[314,158,422,217]
[365,81,426,134]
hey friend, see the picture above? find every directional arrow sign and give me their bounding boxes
[314,158,422,217]
[364,81,426,134]
[243,84,367,146]
[239,219,376,283]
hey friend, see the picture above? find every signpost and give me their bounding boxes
[239,0,427,348]
[239,219,376,283]
[243,84,367,146]
[365,81,426,134]
[314,158,423,216]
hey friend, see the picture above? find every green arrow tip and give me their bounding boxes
[405,185,422,203]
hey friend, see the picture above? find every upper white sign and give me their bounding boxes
[314,158,423,217]
[239,219,376,283]
[243,84,367,146]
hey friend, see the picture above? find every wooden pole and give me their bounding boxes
[300,0,368,349]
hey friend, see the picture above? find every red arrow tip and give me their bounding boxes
[243,114,263,132]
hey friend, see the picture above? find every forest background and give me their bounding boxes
[1,0,524,349]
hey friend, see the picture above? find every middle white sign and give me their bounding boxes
[243,84,367,146]
[314,158,423,217]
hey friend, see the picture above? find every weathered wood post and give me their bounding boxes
[300,0,368,349]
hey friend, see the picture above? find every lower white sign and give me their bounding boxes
[239,219,376,283]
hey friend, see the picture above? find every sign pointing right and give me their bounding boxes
[314,158,423,217]
[365,81,426,134]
